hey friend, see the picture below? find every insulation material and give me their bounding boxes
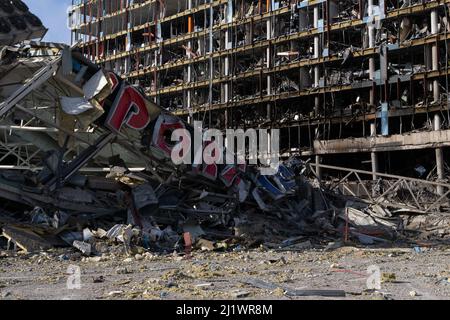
[82,70,109,100]
[60,97,94,115]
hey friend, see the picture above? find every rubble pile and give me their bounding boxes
[0,39,449,259]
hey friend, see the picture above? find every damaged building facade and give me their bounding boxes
[69,0,450,185]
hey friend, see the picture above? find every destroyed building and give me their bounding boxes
[0,0,449,256]
[69,0,450,184]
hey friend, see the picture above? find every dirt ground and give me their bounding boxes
[0,243,449,301]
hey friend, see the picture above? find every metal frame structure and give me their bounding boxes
[0,43,151,175]
[69,0,450,188]
[310,162,450,214]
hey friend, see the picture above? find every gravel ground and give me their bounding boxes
[0,243,449,300]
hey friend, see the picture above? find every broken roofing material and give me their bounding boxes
[0,0,46,47]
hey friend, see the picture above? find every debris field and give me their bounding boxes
[0,0,449,301]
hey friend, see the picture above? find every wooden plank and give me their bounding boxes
[2,226,54,253]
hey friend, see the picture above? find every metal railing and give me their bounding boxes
[309,163,450,214]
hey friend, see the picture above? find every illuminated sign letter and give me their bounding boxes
[106,84,151,133]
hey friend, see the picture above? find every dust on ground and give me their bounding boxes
[1,244,449,300]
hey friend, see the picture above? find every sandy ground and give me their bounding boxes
[0,243,449,301]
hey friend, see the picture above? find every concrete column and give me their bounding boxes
[223,30,230,126]
[313,7,320,58]
[266,13,272,120]
[370,122,378,181]
[208,0,214,126]
[368,0,376,106]
[315,155,322,182]
[431,9,440,102]
[313,3,321,169]
[315,125,322,181]
[313,5,320,116]
[223,14,229,134]
[187,0,193,123]
[434,114,445,195]
[223,0,233,128]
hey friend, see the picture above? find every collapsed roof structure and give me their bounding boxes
[0,1,449,255]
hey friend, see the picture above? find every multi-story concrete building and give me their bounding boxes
[69,0,450,185]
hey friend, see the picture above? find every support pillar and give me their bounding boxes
[431,9,440,103]
[313,5,320,116]
[187,0,193,124]
[434,114,445,195]
[315,126,322,181]
[313,4,322,180]
[222,0,232,128]
[370,122,378,181]
[266,4,272,120]
[368,0,376,106]
[315,155,322,182]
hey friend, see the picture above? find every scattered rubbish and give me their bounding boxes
[58,254,69,262]
[230,290,251,298]
[116,280,131,286]
[59,232,83,246]
[165,281,178,288]
[324,241,344,251]
[93,276,105,284]
[243,278,346,297]
[83,229,94,242]
[134,254,144,261]
[409,291,418,297]
[2,225,54,253]
[413,246,422,253]
[284,240,312,251]
[381,273,397,283]
[116,267,132,275]
[370,290,394,300]
[184,233,193,256]
[73,240,92,256]
[195,283,214,289]
[183,223,206,243]
[413,246,431,254]
[436,278,450,286]
[196,239,215,252]
[265,257,287,265]
[329,263,341,270]
[86,256,102,263]
[285,289,346,298]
